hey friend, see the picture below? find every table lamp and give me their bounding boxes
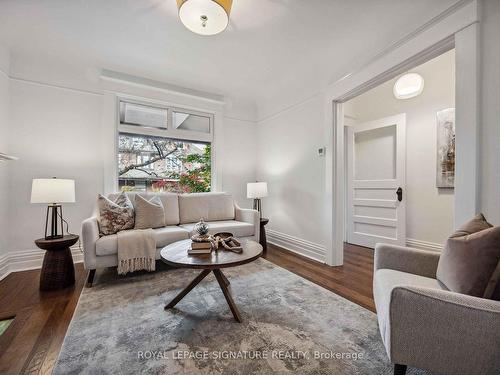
[247,182,268,218]
[31,178,75,240]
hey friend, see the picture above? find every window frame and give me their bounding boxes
[115,96,215,193]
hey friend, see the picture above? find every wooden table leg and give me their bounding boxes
[165,269,211,310]
[220,271,230,286]
[213,269,242,323]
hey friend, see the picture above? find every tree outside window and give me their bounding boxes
[118,133,211,193]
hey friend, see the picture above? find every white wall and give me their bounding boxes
[4,67,257,256]
[256,94,328,261]
[479,0,500,224]
[0,46,9,257]
[8,80,104,252]
[344,50,455,246]
[221,118,257,209]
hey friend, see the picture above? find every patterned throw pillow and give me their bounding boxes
[97,193,135,235]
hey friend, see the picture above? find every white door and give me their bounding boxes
[346,114,406,248]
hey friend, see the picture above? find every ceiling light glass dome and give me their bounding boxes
[177,0,233,36]
[393,73,425,99]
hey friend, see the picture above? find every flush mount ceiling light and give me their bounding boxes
[393,73,425,99]
[177,0,233,36]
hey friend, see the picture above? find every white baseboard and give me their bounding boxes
[406,238,443,252]
[0,246,83,281]
[267,229,326,263]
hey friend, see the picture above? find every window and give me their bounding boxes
[117,100,213,193]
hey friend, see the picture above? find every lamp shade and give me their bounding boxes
[247,182,268,199]
[177,0,232,35]
[31,178,75,204]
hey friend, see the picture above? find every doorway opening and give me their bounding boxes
[342,49,455,252]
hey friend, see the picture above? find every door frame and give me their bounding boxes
[346,114,407,248]
[324,0,480,266]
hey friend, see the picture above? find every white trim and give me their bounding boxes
[267,229,326,263]
[0,247,83,281]
[327,0,479,266]
[258,92,324,123]
[9,76,103,96]
[100,70,225,105]
[406,238,443,252]
[0,67,8,79]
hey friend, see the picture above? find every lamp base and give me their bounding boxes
[45,204,64,240]
[253,198,262,219]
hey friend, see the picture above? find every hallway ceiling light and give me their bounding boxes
[393,73,424,99]
[177,0,232,36]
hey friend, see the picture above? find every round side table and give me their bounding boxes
[260,218,269,252]
[35,234,79,291]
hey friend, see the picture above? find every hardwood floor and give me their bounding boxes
[0,243,374,374]
[263,243,375,312]
[0,264,86,375]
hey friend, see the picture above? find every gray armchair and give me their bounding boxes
[373,243,500,375]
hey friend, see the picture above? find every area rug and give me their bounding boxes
[54,258,429,374]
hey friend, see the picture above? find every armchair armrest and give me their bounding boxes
[82,216,100,270]
[374,243,440,279]
[234,203,260,243]
[389,286,500,375]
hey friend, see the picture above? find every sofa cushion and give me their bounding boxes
[178,193,234,224]
[373,269,441,348]
[97,193,135,235]
[436,213,500,299]
[134,195,165,229]
[180,220,254,238]
[96,226,190,256]
[109,192,180,226]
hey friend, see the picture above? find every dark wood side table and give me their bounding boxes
[260,218,269,252]
[35,234,79,291]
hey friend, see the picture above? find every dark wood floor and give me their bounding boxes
[264,243,375,312]
[0,243,374,374]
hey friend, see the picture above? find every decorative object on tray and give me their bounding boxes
[193,218,209,236]
[213,232,243,253]
[189,219,213,255]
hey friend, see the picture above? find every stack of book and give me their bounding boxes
[187,240,212,255]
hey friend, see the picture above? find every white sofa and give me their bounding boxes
[82,192,260,286]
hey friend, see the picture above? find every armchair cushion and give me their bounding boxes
[437,213,500,299]
[373,269,441,349]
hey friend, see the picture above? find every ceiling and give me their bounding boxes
[0,0,461,120]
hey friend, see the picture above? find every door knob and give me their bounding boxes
[396,187,403,202]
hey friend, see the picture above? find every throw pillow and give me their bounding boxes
[134,195,166,229]
[98,193,135,235]
[436,213,500,299]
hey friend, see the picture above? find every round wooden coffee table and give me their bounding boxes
[160,239,263,322]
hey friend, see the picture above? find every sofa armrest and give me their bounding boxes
[82,216,100,270]
[234,203,260,243]
[388,286,500,374]
[374,243,440,279]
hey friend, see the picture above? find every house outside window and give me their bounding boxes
[117,100,213,193]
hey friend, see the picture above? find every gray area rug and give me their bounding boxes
[54,258,430,374]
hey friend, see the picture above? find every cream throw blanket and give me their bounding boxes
[117,229,156,275]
